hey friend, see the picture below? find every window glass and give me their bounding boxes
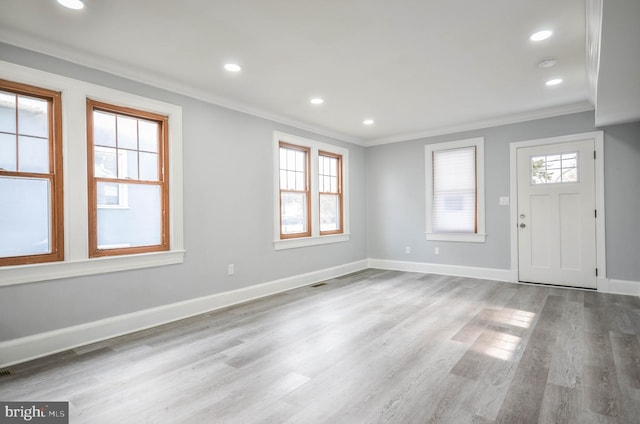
[279,144,309,237]
[432,147,476,233]
[96,183,161,248]
[0,83,63,265]
[319,153,342,234]
[18,136,49,173]
[0,132,16,171]
[0,177,51,257]
[531,152,578,184]
[88,100,169,256]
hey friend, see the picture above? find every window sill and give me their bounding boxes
[0,250,186,286]
[274,233,350,250]
[425,233,486,243]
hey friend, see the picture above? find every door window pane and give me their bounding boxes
[531,152,578,184]
[0,177,50,257]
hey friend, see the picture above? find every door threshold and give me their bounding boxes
[516,280,597,291]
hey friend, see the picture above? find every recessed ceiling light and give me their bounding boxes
[537,58,557,68]
[530,30,552,41]
[545,78,563,86]
[224,63,242,72]
[57,0,84,9]
[363,119,374,125]
[310,98,324,105]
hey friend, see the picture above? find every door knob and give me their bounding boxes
[519,223,526,228]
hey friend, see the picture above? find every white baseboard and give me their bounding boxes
[598,278,640,296]
[367,259,640,298]
[367,258,516,282]
[0,259,367,369]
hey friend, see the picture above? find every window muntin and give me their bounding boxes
[531,152,578,184]
[425,137,485,243]
[319,151,343,235]
[279,142,311,238]
[0,80,64,265]
[87,100,169,257]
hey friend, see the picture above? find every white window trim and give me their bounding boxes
[0,61,185,286]
[425,137,486,243]
[273,131,350,250]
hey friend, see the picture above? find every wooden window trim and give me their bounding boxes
[279,142,311,239]
[319,150,343,235]
[0,79,64,266]
[87,99,170,257]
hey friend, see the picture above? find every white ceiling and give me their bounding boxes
[0,0,605,145]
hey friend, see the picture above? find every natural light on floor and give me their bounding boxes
[493,308,536,329]
[474,330,522,361]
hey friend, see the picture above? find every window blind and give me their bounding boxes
[432,146,476,233]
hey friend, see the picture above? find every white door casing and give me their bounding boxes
[516,138,597,288]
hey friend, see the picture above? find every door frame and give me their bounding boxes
[509,131,605,289]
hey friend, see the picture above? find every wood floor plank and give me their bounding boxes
[539,383,583,424]
[1,270,639,424]
[548,297,584,388]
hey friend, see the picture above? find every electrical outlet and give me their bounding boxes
[228,264,235,276]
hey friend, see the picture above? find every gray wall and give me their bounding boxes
[1,42,639,343]
[602,121,640,282]
[367,111,640,282]
[0,44,368,341]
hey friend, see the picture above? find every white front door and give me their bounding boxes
[516,138,596,288]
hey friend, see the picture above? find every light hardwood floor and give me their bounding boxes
[2,269,640,423]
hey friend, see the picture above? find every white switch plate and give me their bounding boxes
[228,264,235,275]
[499,196,510,206]
[405,246,411,254]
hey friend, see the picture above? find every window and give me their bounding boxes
[87,100,170,257]
[279,142,311,238]
[0,79,64,266]
[273,132,349,250]
[531,152,578,184]
[0,62,184,286]
[319,151,343,235]
[425,137,485,242]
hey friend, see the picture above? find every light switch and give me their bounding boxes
[499,196,510,206]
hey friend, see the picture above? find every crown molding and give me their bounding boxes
[1,32,594,149]
[0,33,365,146]
[364,101,594,146]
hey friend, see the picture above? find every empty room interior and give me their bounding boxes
[1,0,640,423]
